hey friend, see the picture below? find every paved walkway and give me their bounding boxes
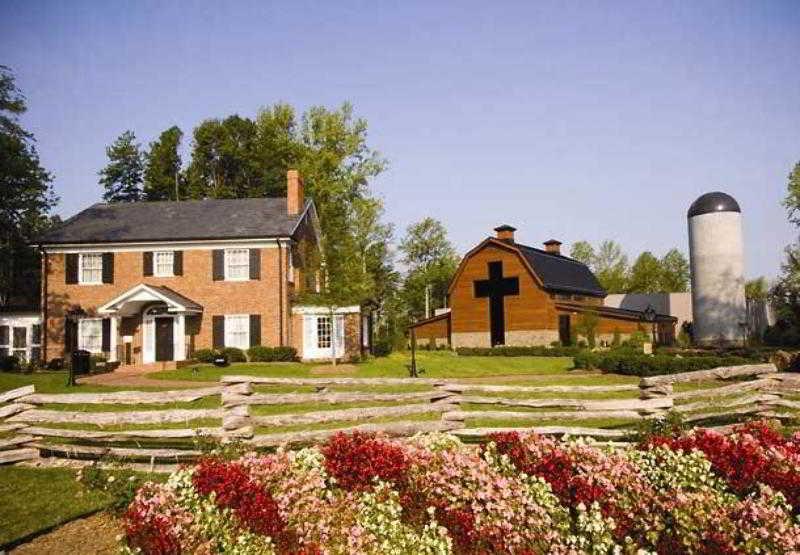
[78,366,214,389]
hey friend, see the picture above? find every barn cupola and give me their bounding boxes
[543,239,562,255]
[494,224,516,243]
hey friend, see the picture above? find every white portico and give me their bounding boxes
[97,284,202,363]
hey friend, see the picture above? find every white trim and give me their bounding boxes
[292,305,360,315]
[153,251,175,277]
[0,314,42,362]
[109,316,119,362]
[224,314,250,350]
[301,313,346,360]
[224,248,250,282]
[40,237,287,253]
[98,283,201,314]
[78,253,103,285]
[78,318,103,354]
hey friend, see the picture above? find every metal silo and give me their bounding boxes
[687,192,747,345]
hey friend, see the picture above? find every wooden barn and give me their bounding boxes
[411,225,676,348]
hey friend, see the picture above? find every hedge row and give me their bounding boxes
[456,345,583,357]
[192,346,298,364]
[573,350,752,377]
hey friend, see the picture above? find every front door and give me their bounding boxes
[559,315,571,346]
[154,317,174,361]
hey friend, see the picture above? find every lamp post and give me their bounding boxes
[643,305,657,346]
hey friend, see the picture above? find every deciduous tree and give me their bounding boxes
[627,251,662,293]
[400,218,459,319]
[569,240,595,268]
[659,248,690,292]
[594,240,629,293]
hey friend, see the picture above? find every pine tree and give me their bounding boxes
[143,126,183,201]
[99,130,143,202]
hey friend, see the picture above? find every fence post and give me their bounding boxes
[435,381,464,432]
[221,378,254,443]
[638,379,673,420]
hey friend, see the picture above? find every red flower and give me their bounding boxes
[123,502,181,555]
[321,432,410,491]
[192,457,284,538]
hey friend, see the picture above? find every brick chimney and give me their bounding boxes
[494,225,516,243]
[543,239,562,254]
[287,170,304,215]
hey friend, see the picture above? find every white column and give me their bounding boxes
[108,316,119,362]
[174,314,186,361]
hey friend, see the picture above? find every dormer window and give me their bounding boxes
[79,253,103,284]
[154,251,174,277]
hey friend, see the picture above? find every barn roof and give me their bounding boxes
[516,243,606,297]
[37,198,312,245]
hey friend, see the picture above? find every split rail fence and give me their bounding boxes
[0,363,797,468]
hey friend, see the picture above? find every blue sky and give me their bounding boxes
[2,0,799,278]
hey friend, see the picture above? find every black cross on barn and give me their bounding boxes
[474,261,519,346]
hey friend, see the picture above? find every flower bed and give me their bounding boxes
[122,422,800,554]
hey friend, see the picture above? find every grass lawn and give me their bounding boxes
[152,351,577,381]
[0,371,175,394]
[0,466,112,548]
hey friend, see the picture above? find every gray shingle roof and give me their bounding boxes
[516,243,606,297]
[38,198,308,244]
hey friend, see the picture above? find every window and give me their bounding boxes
[317,316,332,349]
[225,315,249,349]
[0,325,8,357]
[79,253,103,284]
[225,249,250,280]
[78,318,103,353]
[287,250,294,283]
[154,251,174,277]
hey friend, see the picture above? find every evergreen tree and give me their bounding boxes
[99,130,143,202]
[0,65,57,306]
[143,126,183,201]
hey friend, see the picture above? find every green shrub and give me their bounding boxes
[456,345,582,357]
[573,349,751,377]
[222,347,247,363]
[372,336,393,357]
[0,355,20,372]
[192,348,217,363]
[246,345,297,362]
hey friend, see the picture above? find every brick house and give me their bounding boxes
[35,171,364,367]
[411,225,676,348]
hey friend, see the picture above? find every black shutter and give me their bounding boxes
[173,251,183,276]
[212,316,225,349]
[65,319,77,353]
[101,318,111,352]
[102,252,114,283]
[65,254,79,284]
[249,314,261,347]
[0,326,8,346]
[212,250,225,281]
[143,252,153,276]
[249,249,260,280]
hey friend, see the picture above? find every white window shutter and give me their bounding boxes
[335,315,345,354]
[303,315,315,358]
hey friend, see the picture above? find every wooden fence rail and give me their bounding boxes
[0,362,796,466]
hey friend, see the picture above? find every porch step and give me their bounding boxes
[122,361,182,373]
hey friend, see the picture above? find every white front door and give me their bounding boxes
[303,314,345,360]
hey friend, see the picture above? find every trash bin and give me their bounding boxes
[71,350,91,375]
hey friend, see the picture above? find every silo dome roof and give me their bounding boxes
[688,191,741,218]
